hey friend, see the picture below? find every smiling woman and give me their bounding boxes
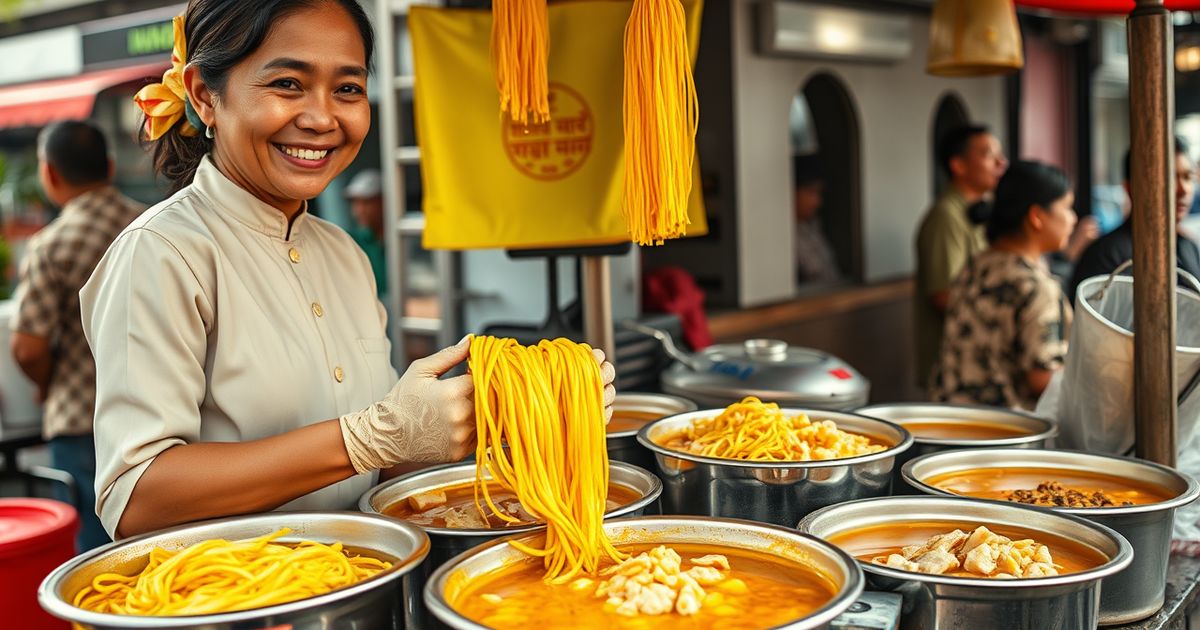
[75,0,624,542]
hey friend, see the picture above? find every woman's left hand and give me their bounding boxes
[592,348,616,424]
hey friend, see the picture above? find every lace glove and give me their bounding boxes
[339,337,476,474]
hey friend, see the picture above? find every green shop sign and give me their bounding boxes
[82,19,173,67]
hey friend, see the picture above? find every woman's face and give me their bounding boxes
[1036,191,1078,252]
[199,3,370,213]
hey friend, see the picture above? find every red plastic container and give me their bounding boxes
[0,499,78,630]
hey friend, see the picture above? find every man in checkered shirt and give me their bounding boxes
[10,121,144,551]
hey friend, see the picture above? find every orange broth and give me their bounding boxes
[383,480,640,528]
[607,410,665,434]
[448,543,838,629]
[898,419,1031,440]
[926,467,1175,506]
[828,521,1107,578]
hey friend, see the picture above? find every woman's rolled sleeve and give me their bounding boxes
[80,228,212,538]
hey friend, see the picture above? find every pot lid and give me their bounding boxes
[661,339,869,405]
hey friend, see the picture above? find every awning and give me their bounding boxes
[0,61,169,130]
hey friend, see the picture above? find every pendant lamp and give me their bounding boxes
[927,0,1024,77]
[1015,1,1200,14]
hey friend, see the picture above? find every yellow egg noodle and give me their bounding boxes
[622,0,698,246]
[490,0,550,124]
[676,396,886,461]
[469,336,622,583]
[72,528,390,616]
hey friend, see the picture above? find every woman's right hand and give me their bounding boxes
[339,337,476,474]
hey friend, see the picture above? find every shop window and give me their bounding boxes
[931,93,970,196]
[791,73,863,290]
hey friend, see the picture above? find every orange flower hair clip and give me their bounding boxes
[133,15,199,140]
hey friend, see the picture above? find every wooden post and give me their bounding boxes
[1129,0,1177,466]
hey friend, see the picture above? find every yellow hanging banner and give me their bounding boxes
[411,0,705,250]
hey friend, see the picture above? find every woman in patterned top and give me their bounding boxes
[930,161,1077,410]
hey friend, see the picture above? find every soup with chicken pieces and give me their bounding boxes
[925,467,1175,508]
[829,521,1106,579]
[384,480,641,529]
[608,410,665,434]
[897,419,1031,441]
[448,543,839,629]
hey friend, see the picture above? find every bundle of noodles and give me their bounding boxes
[622,0,698,246]
[469,336,622,583]
[72,528,390,616]
[491,0,550,124]
[671,396,886,461]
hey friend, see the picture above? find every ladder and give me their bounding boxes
[374,0,463,368]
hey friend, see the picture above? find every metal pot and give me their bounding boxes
[424,515,866,629]
[38,511,428,629]
[623,322,870,410]
[902,448,1200,625]
[636,408,913,526]
[855,403,1057,494]
[608,393,698,473]
[359,461,662,629]
[798,496,1134,630]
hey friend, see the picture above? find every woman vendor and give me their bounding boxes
[929,160,1076,410]
[80,0,615,539]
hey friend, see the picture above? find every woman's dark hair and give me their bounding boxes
[151,0,375,192]
[986,160,1072,243]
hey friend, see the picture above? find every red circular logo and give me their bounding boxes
[501,82,594,181]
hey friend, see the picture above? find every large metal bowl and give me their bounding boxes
[425,515,866,629]
[607,393,697,474]
[903,448,1200,625]
[637,408,913,526]
[855,403,1056,494]
[798,496,1134,630]
[359,461,661,629]
[38,511,428,629]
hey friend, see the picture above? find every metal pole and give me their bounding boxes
[1129,0,1177,466]
[582,256,616,364]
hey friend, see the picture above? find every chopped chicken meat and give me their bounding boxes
[873,526,1060,579]
[595,546,734,617]
[407,490,447,511]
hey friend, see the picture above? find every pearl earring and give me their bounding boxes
[205,125,215,140]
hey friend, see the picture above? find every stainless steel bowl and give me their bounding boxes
[798,496,1134,630]
[359,461,662,629]
[38,511,428,629]
[637,408,913,527]
[902,448,1200,625]
[425,515,866,630]
[855,403,1056,494]
[607,393,698,474]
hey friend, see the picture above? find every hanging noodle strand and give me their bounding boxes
[491,0,550,124]
[469,336,622,583]
[622,0,698,246]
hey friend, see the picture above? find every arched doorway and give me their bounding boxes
[932,93,970,195]
[790,73,863,286]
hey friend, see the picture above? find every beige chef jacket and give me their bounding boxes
[81,156,397,537]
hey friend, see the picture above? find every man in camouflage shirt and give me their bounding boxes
[11,121,144,551]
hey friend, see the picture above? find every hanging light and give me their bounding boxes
[1178,42,1200,72]
[927,0,1024,77]
[1014,1,1200,14]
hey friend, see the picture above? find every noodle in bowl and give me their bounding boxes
[638,405,912,526]
[38,512,428,629]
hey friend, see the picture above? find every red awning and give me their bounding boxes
[0,61,169,130]
[1016,0,1200,13]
